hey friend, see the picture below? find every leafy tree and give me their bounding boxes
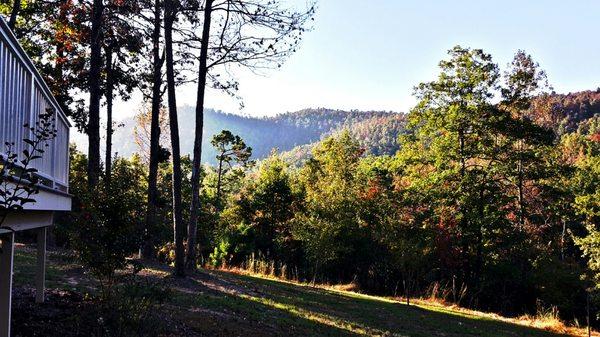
[406,46,506,289]
[250,154,297,255]
[1,1,88,120]
[499,50,555,229]
[393,47,590,313]
[213,152,299,269]
[572,125,600,286]
[573,156,600,274]
[293,132,369,282]
[185,0,316,270]
[210,130,253,209]
[355,154,436,300]
[67,152,146,296]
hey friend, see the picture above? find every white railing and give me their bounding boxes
[0,16,70,192]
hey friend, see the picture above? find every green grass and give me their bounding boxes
[13,245,93,292]
[169,270,574,337]
[13,245,576,337]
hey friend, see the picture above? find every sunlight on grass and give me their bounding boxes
[239,293,408,337]
[214,269,588,337]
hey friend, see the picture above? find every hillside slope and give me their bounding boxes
[13,245,583,337]
[529,89,600,135]
[281,113,407,165]
[72,89,600,166]
[106,107,406,165]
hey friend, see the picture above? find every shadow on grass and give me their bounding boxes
[175,270,572,337]
[13,248,94,292]
[10,246,574,337]
[172,287,360,336]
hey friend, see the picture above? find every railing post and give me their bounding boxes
[51,107,57,189]
[29,76,36,143]
[66,122,70,191]
[35,226,47,303]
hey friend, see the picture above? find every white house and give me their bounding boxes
[0,16,71,337]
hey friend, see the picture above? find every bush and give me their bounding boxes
[93,277,171,337]
[67,157,146,293]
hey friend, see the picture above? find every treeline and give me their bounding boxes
[530,89,600,135]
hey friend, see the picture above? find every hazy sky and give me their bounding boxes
[113,0,600,120]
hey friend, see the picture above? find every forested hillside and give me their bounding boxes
[106,89,600,166]
[529,89,600,135]
[281,113,407,165]
[102,89,600,167]
[108,107,406,164]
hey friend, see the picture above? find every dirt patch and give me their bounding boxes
[12,287,87,337]
[11,287,200,337]
[171,304,281,337]
[138,261,261,298]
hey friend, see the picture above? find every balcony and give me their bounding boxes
[0,16,70,196]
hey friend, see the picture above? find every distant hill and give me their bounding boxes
[72,89,600,166]
[529,89,600,135]
[104,107,406,165]
[280,113,407,165]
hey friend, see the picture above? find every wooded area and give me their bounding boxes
[1,1,600,336]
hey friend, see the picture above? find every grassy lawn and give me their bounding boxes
[13,244,94,292]
[167,270,575,337]
[12,245,582,337]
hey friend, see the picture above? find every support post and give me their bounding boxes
[35,227,47,303]
[0,232,15,337]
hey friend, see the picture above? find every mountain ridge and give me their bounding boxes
[70,89,600,166]
[104,107,406,165]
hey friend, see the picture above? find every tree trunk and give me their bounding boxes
[186,0,214,270]
[517,139,524,229]
[457,127,469,281]
[475,180,485,284]
[143,0,163,259]
[164,0,185,277]
[104,46,114,183]
[403,278,410,306]
[8,0,21,30]
[560,220,566,261]
[87,0,104,188]
[458,128,465,177]
[215,156,223,209]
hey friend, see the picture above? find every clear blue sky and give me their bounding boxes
[119,0,600,119]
